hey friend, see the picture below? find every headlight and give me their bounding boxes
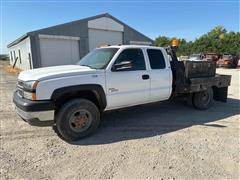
[23,81,38,91]
[23,91,34,100]
[22,81,38,100]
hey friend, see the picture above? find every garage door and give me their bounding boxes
[88,29,123,51]
[39,35,80,67]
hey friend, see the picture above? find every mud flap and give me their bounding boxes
[213,87,228,102]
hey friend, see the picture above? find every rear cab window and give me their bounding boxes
[147,49,166,69]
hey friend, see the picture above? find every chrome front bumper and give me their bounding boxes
[13,91,55,126]
[15,105,54,121]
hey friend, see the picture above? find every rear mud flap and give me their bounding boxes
[213,87,228,102]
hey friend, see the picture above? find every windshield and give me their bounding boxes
[206,54,217,59]
[206,55,212,58]
[190,54,200,58]
[77,48,119,69]
[223,55,231,59]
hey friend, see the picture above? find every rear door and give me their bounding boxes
[146,49,172,101]
[106,48,150,109]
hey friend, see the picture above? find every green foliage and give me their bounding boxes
[154,26,240,56]
[155,36,171,47]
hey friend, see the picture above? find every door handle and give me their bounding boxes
[142,74,149,80]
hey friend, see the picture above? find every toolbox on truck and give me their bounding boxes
[184,61,216,78]
[173,59,231,97]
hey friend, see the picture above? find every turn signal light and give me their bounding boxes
[32,93,37,101]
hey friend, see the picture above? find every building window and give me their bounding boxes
[147,49,166,69]
[10,52,13,62]
[13,51,16,60]
[18,49,22,64]
[28,53,32,69]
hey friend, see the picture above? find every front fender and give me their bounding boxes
[51,84,107,110]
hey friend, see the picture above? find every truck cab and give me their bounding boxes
[103,46,172,109]
[13,45,231,141]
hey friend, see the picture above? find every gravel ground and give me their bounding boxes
[0,61,239,179]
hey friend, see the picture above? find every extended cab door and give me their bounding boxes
[106,48,150,109]
[146,48,172,101]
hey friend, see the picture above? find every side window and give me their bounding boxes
[114,49,146,71]
[147,49,166,69]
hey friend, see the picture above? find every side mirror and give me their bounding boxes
[112,61,132,71]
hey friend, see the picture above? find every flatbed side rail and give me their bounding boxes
[189,75,231,92]
[175,75,231,93]
[175,74,231,102]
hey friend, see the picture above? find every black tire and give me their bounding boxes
[55,98,100,141]
[193,88,213,110]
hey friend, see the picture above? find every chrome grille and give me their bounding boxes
[17,80,24,88]
[17,80,24,98]
[17,89,24,97]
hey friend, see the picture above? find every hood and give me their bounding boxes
[18,65,97,81]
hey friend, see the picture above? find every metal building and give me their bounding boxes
[7,13,154,70]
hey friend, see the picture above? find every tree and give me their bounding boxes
[155,36,170,47]
[154,26,240,56]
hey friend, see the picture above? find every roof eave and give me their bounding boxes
[7,32,31,48]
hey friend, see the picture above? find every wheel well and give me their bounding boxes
[54,90,101,113]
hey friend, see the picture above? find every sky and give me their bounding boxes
[0,0,239,53]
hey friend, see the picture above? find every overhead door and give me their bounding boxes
[88,29,123,51]
[39,35,80,67]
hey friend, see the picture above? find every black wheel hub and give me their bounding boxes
[201,91,210,105]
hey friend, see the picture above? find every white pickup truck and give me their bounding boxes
[13,45,231,141]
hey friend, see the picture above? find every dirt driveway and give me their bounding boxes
[0,61,239,179]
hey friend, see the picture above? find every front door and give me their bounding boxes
[106,48,150,109]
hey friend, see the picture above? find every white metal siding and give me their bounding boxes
[88,29,123,51]
[39,37,80,67]
[88,17,124,32]
[130,40,152,45]
[8,37,32,70]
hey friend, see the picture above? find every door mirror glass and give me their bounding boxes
[112,61,132,71]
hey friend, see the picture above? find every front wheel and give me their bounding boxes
[193,88,213,110]
[55,98,100,142]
